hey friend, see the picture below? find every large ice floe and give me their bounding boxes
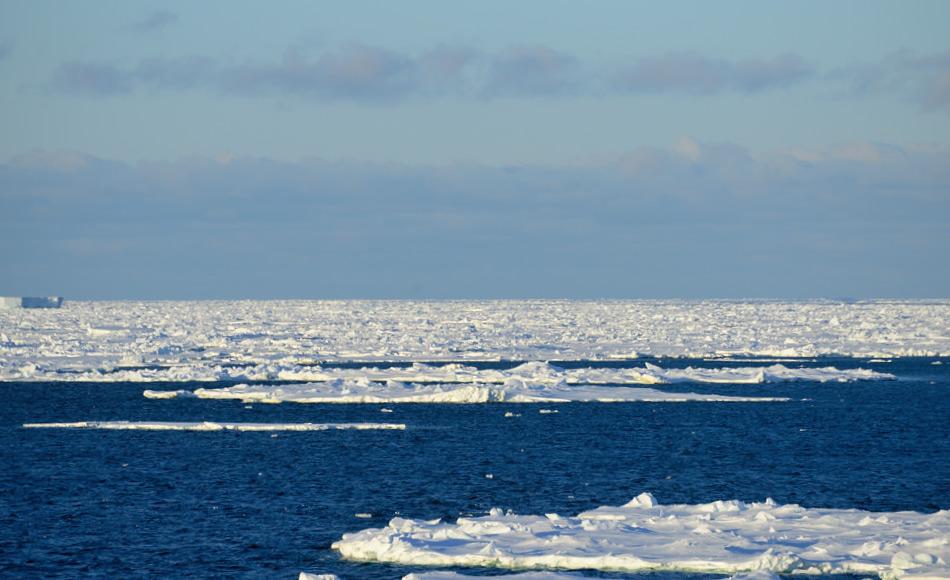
[401,573,781,580]
[0,359,895,384]
[140,361,890,402]
[21,421,405,431]
[144,379,790,404]
[333,493,949,579]
[1,300,947,381]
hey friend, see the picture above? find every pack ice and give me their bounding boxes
[333,493,949,579]
[1,300,947,381]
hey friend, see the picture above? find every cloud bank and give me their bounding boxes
[836,49,950,111]
[133,10,179,32]
[50,44,816,100]
[1,141,948,298]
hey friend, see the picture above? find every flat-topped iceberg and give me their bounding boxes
[22,421,405,431]
[333,493,949,579]
[145,380,788,404]
[0,296,64,309]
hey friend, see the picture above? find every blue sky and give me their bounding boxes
[1,1,948,298]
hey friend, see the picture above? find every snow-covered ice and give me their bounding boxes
[144,380,789,404]
[333,492,949,579]
[0,358,894,384]
[21,421,406,431]
[1,300,947,381]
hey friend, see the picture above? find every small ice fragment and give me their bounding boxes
[244,405,253,409]
[381,408,394,413]
[539,409,558,414]
[299,573,339,580]
[504,412,521,417]
[485,473,493,479]
[355,513,373,519]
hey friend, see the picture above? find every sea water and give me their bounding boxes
[1,357,948,578]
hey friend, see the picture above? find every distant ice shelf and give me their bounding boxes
[144,380,789,404]
[333,492,950,579]
[0,296,63,309]
[22,421,406,431]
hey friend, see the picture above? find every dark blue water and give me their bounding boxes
[1,358,948,578]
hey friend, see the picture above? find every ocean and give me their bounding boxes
[2,357,947,578]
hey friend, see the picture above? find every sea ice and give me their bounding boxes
[144,380,789,404]
[1,300,947,382]
[403,572,587,579]
[333,493,950,578]
[21,421,405,431]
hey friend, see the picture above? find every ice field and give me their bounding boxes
[1,300,947,381]
[3,300,949,578]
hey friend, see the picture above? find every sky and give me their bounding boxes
[0,1,948,299]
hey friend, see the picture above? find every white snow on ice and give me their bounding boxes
[22,421,405,431]
[138,362,887,401]
[333,493,950,579]
[1,300,947,381]
[144,380,789,404]
[402,572,588,579]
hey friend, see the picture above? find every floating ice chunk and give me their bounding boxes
[298,573,339,580]
[143,389,195,399]
[22,421,405,431]
[145,381,788,404]
[333,494,950,578]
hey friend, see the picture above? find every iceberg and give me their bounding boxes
[333,493,950,578]
[21,421,405,431]
[145,380,789,404]
[0,296,64,309]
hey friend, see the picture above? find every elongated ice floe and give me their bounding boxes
[22,421,405,431]
[333,493,949,579]
[0,359,895,384]
[402,572,780,580]
[402,572,588,579]
[401,570,781,580]
[144,380,789,404]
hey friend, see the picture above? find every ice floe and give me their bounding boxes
[333,492,950,579]
[403,573,587,579]
[403,573,779,580]
[144,380,789,404]
[21,421,405,431]
[0,359,895,384]
[1,300,947,381]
